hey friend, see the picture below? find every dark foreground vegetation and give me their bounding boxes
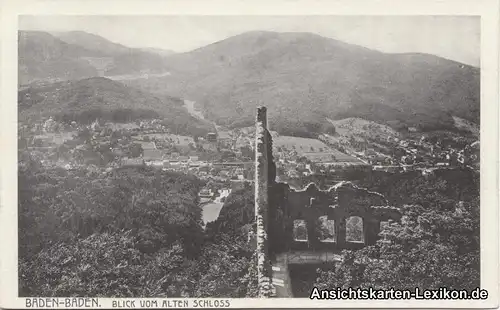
[19,153,479,297]
[290,169,480,295]
[290,195,479,296]
[208,168,480,295]
[19,159,257,297]
[314,201,479,292]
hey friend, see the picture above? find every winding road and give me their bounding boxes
[183,100,206,121]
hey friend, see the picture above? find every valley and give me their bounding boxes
[17,26,481,299]
[17,29,480,231]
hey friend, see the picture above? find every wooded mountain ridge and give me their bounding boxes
[19,30,480,137]
[127,31,480,136]
[18,77,214,136]
[19,30,171,85]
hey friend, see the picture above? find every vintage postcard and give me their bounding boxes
[1,0,499,308]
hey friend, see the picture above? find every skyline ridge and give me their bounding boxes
[18,28,479,68]
[19,15,480,67]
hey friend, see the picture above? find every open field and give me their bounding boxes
[273,135,330,152]
[273,134,363,164]
[326,117,401,145]
[302,150,364,164]
[452,116,480,137]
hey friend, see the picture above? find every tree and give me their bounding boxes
[189,236,257,297]
[76,128,91,144]
[315,202,480,291]
[240,146,253,159]
[18,165,211,297]
[127,143,143,158]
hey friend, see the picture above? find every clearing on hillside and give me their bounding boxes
[273,135,330,152]
[328,118,400,140]
[301,150,364,164]
[273,135,363,164]
[452,116,480,137]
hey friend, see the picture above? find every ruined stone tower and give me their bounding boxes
[254,106,275,297]
[253,107,401,298]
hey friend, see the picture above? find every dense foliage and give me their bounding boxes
[206,185,255,238]
[18,77,214,137]
[315,201,480,291]
[126,31,479,136]
[311,168,480,293]
[19,160,257,297]
[358,168,479,211]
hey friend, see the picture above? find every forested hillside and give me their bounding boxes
[18,159,257,297]
[18,77,214,136]
[127,31,479,136]
[310,168,480,296]
[314,201,479,293]
[18,31,101,84]
[19,30,170,84]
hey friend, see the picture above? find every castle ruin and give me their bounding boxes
[253,107,401,297]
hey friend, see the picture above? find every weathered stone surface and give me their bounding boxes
[254,106,274,297]
[253,107,402,298]
[269,181,401,252]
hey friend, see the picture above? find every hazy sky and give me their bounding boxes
[20,15,480,67]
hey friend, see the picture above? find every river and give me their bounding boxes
[202,202,225,225]
[184,99,232,225]
[201,189,231,226]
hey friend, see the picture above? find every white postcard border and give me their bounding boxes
[1,0,499,308]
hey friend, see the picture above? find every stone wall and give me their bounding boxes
[254,107,275,297]
[269,182,401,253]
[253,107,401,297]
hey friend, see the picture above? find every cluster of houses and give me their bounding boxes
[121,154,203,168]
[120,149,254,182]
[369,138,480,173]
[22,115,481,190]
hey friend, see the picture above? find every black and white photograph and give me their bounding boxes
[1,1,499,308]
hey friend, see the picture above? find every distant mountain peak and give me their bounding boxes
[138,29,479,136]
[18,30,171,85]
[52,30,130,55]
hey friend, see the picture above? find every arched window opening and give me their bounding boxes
[293,219,308,242]
[345,216,364,243]
[317,215,336,242]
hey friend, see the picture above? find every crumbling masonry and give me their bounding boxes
[254,107,275,297]
[254,107,401,298]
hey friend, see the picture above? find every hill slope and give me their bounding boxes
[140,47,176,57]
[18,31,102,84]
[18,77,214,136]
[52,31,131,55]
[127,31,480,136]
[19,31,170,84]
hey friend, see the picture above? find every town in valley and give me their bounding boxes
[17,16,481,298]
